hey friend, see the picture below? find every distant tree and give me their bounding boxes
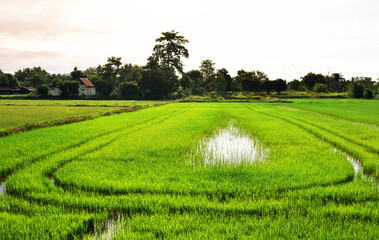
[25,73,47,88]
[262,79,274,94]
[38,84,49,97]
[313,83,328,93]
[59,80,79,98]
[139,68,171,100]
[288,79,300,91]
[0,70,19,88]
[208,75,227,92]
[348,82,364,98]
[152,30,189,74]
[70,67,87,79]
[120,82,140,99]
[217,68,232,91]
[92,78,114,97]
[180,74,194,91]
[200,60,215,79]
[273,79,287,94]
[236,70,263,92]
[326,73,345,92]
[186,70,203,94]
[301,72,325,90]
[363,87,374,99]
[118,64,143,86]
[14,67,49,87]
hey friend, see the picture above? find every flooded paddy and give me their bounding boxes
[195,123,268,167]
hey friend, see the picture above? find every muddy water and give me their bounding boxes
[196,123,268,167]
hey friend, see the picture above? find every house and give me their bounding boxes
[47,78,96,97]
[0,87,18,95]
[78,78,96,96]
[20,87,38,94]
[48,87,61,97]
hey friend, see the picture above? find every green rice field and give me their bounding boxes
[0,100,378,239]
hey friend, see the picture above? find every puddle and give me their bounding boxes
[194,123,268,167]
[0,181,5,195]
[332,148,363,179]
[332,148,377,184]
[89,214,124,240]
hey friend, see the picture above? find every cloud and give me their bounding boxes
[0,0,106,40]
[0,46,64,72]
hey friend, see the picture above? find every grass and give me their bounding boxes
[0,105,122,130]
[0,101,377,239]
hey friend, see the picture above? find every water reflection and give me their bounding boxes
[196,123,268,167]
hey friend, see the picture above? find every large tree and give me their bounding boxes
[152,30,189,74]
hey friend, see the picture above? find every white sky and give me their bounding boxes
[0,0,378,80]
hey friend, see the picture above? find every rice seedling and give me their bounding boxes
[0,101,377,239]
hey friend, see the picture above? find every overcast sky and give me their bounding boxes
[0,0,378,80]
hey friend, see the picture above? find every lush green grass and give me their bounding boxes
[0,102,377,239]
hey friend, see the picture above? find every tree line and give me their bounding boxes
[0,30,378,99]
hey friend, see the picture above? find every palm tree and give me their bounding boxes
[152,30,189,74]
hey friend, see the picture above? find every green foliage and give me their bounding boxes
[38,84,49,97]
[313,83,328,93]
[152,30,189,74]
[301,72,325,90]
[349,82,365,98]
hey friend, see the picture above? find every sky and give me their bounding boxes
[0,0,379,80]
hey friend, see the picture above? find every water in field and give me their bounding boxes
[196,123,268,167]
[332,148,367,179]
[91,214,124,240]
[0,181,6,195]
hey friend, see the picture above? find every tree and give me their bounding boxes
[200,60,215,79]
[288,79,300,91]
[313,83,327,93]
[59,80,79,98]
[326,73,345,92]
[139,68,171,100]
[301,72,325,90]
[120,82,140,99]
[70,67,87,79]
[0,70,19,88]
[14,67,49,87]
[152,30,189,74]
[186,70,203,94]
[349,82,364,98]
[38,84,49,97]
[273,79,287,94]
[262,80,274,94]
[216,68,232,91]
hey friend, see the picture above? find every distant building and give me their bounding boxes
[78,78,96,96]
[48,78,96,97]
[0,87,37,95]
[48,87,61,97]
[20,87,38,94]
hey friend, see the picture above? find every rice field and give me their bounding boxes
[0,101,378,239]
